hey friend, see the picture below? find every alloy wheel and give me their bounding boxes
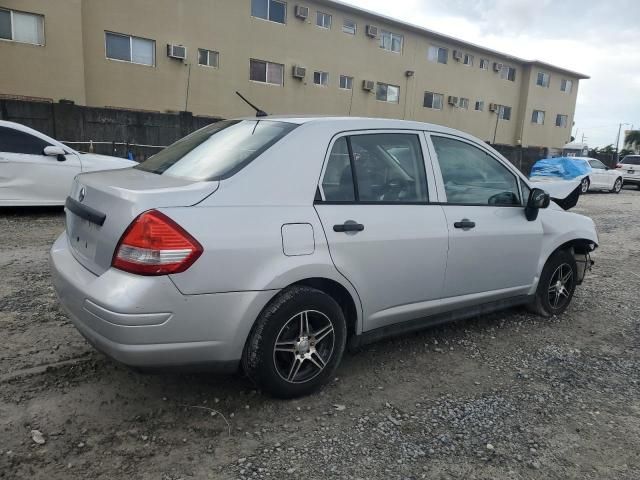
[581,178,589,193]
[614,178,622,193]
[273,310,335,384]
[547,263,574,310]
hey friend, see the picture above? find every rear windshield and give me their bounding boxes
[136,120,297,181]
[622,156,640,165]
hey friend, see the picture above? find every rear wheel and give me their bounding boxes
[580,177,590,194]
[242,286,347,398]
[610,177,623,193]
[529,250,577,317]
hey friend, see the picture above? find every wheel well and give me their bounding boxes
[552,238,597,257]
[292,278,358,339]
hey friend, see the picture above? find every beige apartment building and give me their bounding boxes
[0,0,588,150]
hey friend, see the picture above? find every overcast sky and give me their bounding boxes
[342,0,639,148]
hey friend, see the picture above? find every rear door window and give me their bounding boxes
[136,120,297,181]
[320,133,428,203]
[0,127,51,154]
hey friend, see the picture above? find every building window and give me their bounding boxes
[561,79,573,93]
[459,98,469,109]
[250,59,284,85]
[499,105,512,120]
[251,0,286,24]
[428,46,448,64]
[376,82,400,103]
[536,72,550,87]
[479,58,489,70]
[463,54,474,66]
[531,110,545,124]
[423,91,444,110]
[474,100,484,111]
[198,48,219,68]
[314,71,329,86]
[500,66,516,81]
[339,75,353,90]
[105,32,155,66]
[380,30,403,53]
[0,8,44,45]
[342,18,356,35]
[556,114,568,127]
[317,11,332,29]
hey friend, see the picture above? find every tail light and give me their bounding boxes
[616,164,623,168]
[112,210,203,275]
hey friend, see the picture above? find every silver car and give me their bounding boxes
[51,117,598,398]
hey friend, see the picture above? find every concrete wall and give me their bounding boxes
[0,0,86,104]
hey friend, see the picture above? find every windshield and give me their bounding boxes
[136,120,298,180]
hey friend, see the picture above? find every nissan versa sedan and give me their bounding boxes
[50,117,598,398]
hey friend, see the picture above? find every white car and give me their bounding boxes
[0,120,136,206]
[616,155,640,189]
[573,157,624,194]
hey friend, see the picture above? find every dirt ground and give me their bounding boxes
[1,189,639,480]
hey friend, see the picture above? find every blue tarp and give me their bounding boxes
[530,157,591,180]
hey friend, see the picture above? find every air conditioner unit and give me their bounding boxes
[294,5,309,19]
[362,80,375,91]
[493,62,503,72]
[167,44,187,60]
[366,25,378,38]
[453,50,463,61]
[489,103,499,112]
[292,65,306,79]
[448,95,459,106]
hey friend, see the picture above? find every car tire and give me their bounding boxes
[529,249,578,318]
[242,286,347,398]
[610,177,623,193]
[580,177,590,194]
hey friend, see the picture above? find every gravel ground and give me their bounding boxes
[1,190,639,480]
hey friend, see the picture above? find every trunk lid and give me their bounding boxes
[65,168,218,275]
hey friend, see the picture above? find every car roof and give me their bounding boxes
[234,115,474,136]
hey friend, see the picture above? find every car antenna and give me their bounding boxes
[235,91,268,117]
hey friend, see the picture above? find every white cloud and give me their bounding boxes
[341,0,640,147]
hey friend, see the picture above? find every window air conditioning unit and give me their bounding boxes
[448,95,459,106]
[453,50,463,61]
[167,44,187,60]
[362,80,375,91]
[294,5,309,19]
[489,103,499,112]
[366,25,378,38]
[292,65,307,79]
[493,62,503,72]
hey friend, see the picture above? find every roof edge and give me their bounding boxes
[318,0,590,80]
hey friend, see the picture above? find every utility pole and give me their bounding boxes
[492,106,501,144]
[615,122,630,164]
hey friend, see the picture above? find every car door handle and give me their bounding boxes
[333,222,365,233]
[454,219,476,229]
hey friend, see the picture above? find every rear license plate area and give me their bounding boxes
[67,212,99,260]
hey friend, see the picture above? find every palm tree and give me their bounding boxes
[625,130,640,151]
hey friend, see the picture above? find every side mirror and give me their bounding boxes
[525,188,550,221]
[43,145,67,162]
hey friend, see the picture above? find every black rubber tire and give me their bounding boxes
[242,286,347,399]
[529,249,578,318]
[580,177,590,194]
[610,177,623,194]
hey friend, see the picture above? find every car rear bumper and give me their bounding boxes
[50,233,277,370]
[622,175,640,185]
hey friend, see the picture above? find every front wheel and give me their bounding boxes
[580,177,590,194]
[529,250,578,317]
[610,177,623,193]
[242,286,347,398]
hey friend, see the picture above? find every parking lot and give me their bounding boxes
[1,189,639,480]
